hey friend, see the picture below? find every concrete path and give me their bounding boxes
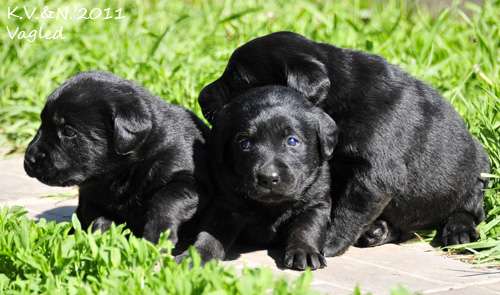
[1,156,499,295]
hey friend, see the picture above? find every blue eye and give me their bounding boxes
[287,136,299,146]
[239,138,252,151]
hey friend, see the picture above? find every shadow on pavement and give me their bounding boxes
[36,205,76,222]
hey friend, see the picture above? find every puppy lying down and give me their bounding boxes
[24,71,211,246]
[180,86,338,270]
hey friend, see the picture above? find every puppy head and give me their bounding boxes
[213,85,337,203]
[199,31,330,123]
[24,71,152,186]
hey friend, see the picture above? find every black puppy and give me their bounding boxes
[198,32,490,256]
[24,71,211,245]
[182,86,336,270]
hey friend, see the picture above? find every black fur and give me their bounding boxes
[181,86,336,270]
[198,32,490,256]
[24,71,211,246]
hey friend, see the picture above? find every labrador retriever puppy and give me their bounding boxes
[182,85,336,270]
[24,71,211,246]
[198,32,490,256]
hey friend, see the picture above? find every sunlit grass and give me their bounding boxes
[0,0,498,263]
[0,207,316,294]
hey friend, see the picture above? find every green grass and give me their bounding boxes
[0,0,498,273]
[0,207,315,294]
[0,207,420,295]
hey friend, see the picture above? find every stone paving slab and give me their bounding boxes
[225,246,500,295]
[1,156,499,295]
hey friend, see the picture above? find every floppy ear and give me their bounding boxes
[285,55,331,105]
[199,61,255,124]
[315,110,338,160]
[112,99,152,155]
[198,79,228,124]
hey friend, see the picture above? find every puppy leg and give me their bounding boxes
[355,219,407,247]
[284,203,330,270]
[324,178,391,256]
[175,205,246,263]
[143,178,203,245]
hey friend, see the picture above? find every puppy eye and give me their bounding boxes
[238,138,252,151]
[61,125,76,138]
[286,136,299,146]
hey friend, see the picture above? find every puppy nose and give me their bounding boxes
[257,170,281,188]
[25,149,46,165]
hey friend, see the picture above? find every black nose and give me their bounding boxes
[257,166,281,189]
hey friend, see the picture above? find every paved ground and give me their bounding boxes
[1,156,499,295]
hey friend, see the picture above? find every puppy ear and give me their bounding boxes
[112,100,152,155]
[315,110,338,160]
[199,62,254,124]
[285,55,330,105]
[198,79,228,124]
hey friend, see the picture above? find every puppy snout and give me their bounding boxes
[257,165,281,189]
[25,150,46,165]
[24,146,47,173]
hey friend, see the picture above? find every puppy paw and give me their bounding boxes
[91,216,112,233]
[440,219,479,246]
[355,220,390,247]
[284,246,326,270]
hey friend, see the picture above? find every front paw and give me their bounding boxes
[91,216,112,233]
[284,245,326,270]
[355,220,390,247]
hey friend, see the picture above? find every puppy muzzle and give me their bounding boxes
[24,144,77,186]
[24,144,48,176]
[252,162,298,202]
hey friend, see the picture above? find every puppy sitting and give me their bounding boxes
[182,86,337,270]
[24,71,211,246]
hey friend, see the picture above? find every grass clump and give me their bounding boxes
[0,0,498,262]
[0,208,421,294]
[0,207,315,294]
